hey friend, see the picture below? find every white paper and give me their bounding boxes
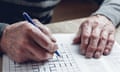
[2,34,120,72]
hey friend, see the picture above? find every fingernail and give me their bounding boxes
[73,37,80,44]
[51,36,56,42]
[86,52,93,58]
[104,49,110,55]
[94,52,101,58]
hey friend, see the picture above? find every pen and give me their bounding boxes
[22,12,60,57]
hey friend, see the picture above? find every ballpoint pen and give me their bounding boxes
[23,12,60,57]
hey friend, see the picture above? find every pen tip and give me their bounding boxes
[55,51,61,57]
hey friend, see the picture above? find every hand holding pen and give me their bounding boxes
[23,12,60,57]
[0,12,60,63]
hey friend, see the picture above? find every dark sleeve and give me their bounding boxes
[93,0,104,5]
[92,0,120,27]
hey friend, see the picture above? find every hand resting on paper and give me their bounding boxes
[73,15,115,58]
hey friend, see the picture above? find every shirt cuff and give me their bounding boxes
[0,23,8,56]
[92,6,120,27]
[0,23,8,38]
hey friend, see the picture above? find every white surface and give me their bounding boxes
[2,34,120,72]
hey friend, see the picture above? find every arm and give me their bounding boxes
[73,0,118,58]
[93,0,120,26]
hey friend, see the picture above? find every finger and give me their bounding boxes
[103,33,115,55]
[80,21,92,55]
[11,48,29,63]
[21,50,36,63]
[94,30,108,58]
[85,26,101,58]
[73,24,82,44]
[26,42,54,61]
[33,19,56,42]
[28,25,58,52]
[73,31,81,44]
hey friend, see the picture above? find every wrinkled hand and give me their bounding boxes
[73,15,115,58]
[0,19,58,63]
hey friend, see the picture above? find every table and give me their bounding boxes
[0,18,120,72]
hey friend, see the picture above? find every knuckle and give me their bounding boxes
[21,23,33,32]
[83,42,88,46]
[45,26,50,32]
[88,46,96,52]
[45,43,51,49]
[21,22,29,27]
[82,39,88,45]
[41,26,50,34]
[14,22,34,34]
[83,34,89,39]
[91,34,99,39]
[108,39,115,44]
[25,26,34,33]
[90,47,96,51]
[81,22,89,27]
[100,36,107,41]
[87,19,95,24]
[33,19,39,22]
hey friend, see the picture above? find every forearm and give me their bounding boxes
[93,0,120,26]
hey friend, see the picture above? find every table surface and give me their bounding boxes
[1,18,120,72]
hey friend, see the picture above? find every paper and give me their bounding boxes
[2,34,120,72]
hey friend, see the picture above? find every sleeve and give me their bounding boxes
[92,0,120,27]
[0,23,8,56]
[0,23,8,38]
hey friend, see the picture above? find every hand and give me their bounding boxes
[0,19,58,63]
[73,15,115,58]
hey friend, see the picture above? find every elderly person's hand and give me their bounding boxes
[73,15,115,58]
[0,19,58,63]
